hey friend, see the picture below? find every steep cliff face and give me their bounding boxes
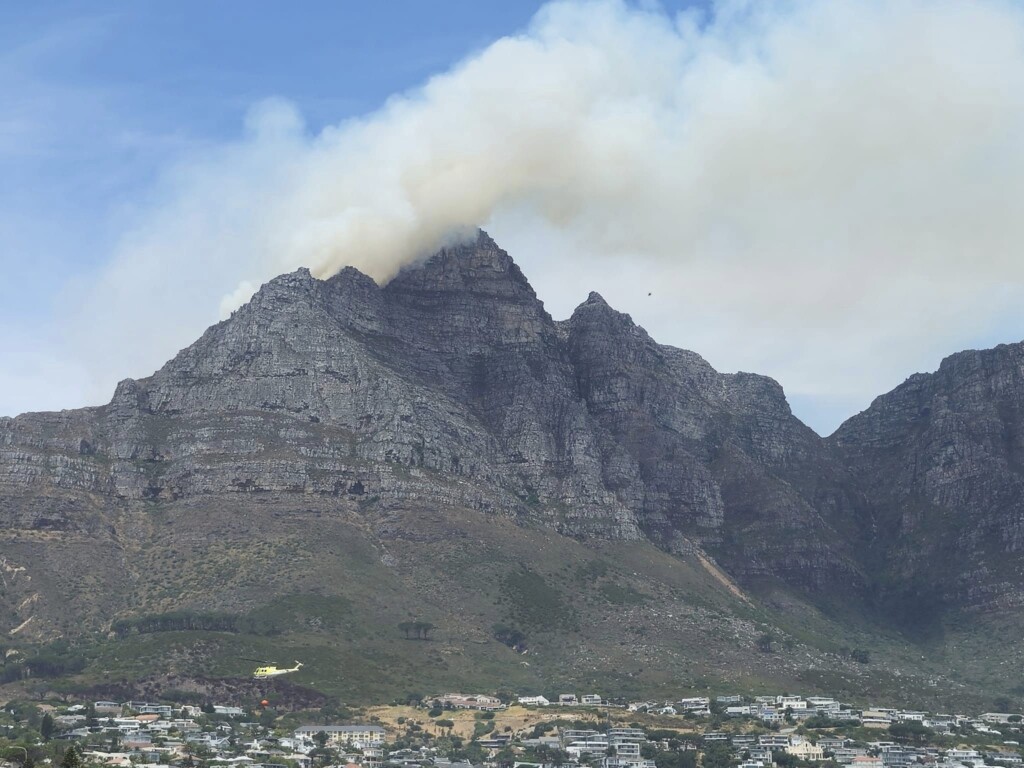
[0,232,874,642]
[564,292,865,593]
[832,342,1024,617]
[378,236,634,536]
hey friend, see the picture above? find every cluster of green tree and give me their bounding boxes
[397,621,436,640]
[111,606,296,638]
[0,651,86,682]
[703,742,738,768]
[450,740,486,764]
[653,750,697,768]
[318,701,355,722]
[472,720,495,738]
[888,721,934,744]
[501,568,579,632]
[387,719,462,757]
[802,715,843,729]
[756,633,800,654]
[530,722,556,738]
[492,623,527,651]
[159,689,205,704]
[769,750,819,768]
[528,745,569,766]
[1,744,35,768]
[835,646,871,664]
[305,732,339,766]
[64,747,83,768]
[111,610,287,637]
[993,697,1019,713]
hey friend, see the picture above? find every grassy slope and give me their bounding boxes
[2,492,1020,710]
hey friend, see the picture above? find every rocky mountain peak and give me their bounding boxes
[385,229,535,302]
[320,265,386,334]
[255,266,317,297]
[569,288,650,340]
[380,229,555,355]
[934,340,1024,392]
[825,336,1024,618]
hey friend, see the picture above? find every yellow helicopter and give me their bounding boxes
[243,658,304,679]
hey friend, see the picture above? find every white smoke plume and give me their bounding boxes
[35,0,1024,432]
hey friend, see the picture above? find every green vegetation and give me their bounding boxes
[492,623,527,650]
[836,647,871,664]
[59,746,81,768]
[397,621,437,640]
[110,595,356,639]
[112,611,251,637]
[654,751,697,768]
[39,714,53,742]
[599,582,646,606]
[472,719,494,738]
[702,742,737,768]
[889,721,933,744]
[502,567,578,631]
[1,641,87,683]
[2,500,1021,710]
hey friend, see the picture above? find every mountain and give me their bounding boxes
[1,231,1023,705]
[832,342,1024,629]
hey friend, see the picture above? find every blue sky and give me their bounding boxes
[4,0,1024,435]
[0,0,554,325]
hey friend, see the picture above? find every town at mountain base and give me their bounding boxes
[2,231,1024,707]
[7,691,1024,768]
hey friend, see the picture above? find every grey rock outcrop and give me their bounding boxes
[832,342,1024,621]
[4,231,1022,642]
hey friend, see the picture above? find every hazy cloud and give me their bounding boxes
[11,0,1024,433]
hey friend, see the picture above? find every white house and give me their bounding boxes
[946,750,981,762]
[982,714,1022,724]
[519,696,551,706]
[787,743,824,761]
[294,725,386,749]
[776,697,807,711]
[862,711,893,729]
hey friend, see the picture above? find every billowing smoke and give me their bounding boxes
[36,0,1024,431]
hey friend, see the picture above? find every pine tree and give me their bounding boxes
[60,746,81,768]
[40,713,55,742]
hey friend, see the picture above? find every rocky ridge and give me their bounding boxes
[832,341,1024,619]
[1,231,1023,649]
